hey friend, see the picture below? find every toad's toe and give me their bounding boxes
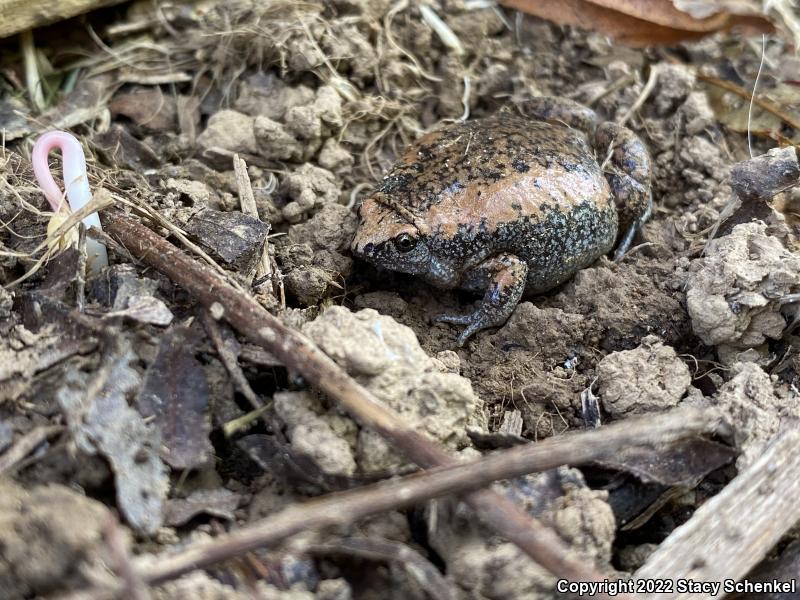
[435,311,487,346]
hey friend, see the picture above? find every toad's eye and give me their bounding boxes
[393,233,417,253]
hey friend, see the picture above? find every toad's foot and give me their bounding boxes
[435,253,528,346]
[613,191,653,261]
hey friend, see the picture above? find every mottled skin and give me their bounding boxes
[352,97,652,345]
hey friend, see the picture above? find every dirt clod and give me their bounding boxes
[700,362,800,469]
[302,306,483,471]
[274,390,358,476]
[0,480,110,597]
[197,109,257,155]
[686,222,800,349]
[280,164,340,223]
[597,335,692,418]
[429,467,615,599]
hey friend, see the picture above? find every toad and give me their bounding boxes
[351,97,652,345]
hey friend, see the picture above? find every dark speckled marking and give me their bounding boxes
[427,200,617,293]
[512,158,530,173]
[370,113,600,216]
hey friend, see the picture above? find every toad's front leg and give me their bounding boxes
[435,253,528,346]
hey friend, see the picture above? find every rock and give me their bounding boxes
[283,267,332,306]
[254,116,304,161]
[153,571,254,600]
[317,138,354,171]
[249,83,344,164]
[184,208,270,275]
[287,203,356,255]
[277,204,357,305]
[302,306,481,471]
[680,91,717,136]
[653,63,696,115]
[280,164,340,223]
[685,222,800,349]
[597,336,691,418]
[274,390,357,476]
[163,178,214,208]
[317,578,353,600]
[197,109,256,154]
[235,73,315,121]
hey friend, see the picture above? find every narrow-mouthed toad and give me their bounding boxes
[351,97,652,345]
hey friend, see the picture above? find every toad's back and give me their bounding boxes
[369,113,619,291]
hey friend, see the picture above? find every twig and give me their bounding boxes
[698,71,800,132]
[308,537,457,600]
[636,429,800,599]
[619,64,660,129]
[140,407,716,585]
[233,154,272,287]
[0,425,64,475]
[222,405,272,438]
[104,514,151,600]
[87,399,717,594]
[101,208,633,597]
[20,30,45,111]
[201,311,264,413]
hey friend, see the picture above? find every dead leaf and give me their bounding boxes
[163,489,241,526]
[704,80,800,143]
[93,124,162,171]
[0,323,90,385]
[595,436,737,486]
[499,0,772,47]
[136,326,213,470]
[57,347,168,535]
[109,87,177,131]
[39,76,113,132]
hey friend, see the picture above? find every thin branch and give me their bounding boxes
[233,154,272,287]
[104,514,151,600]
[699,71,800,132]
[201,311,264,414]
[0,425,64,475]
[93,400,717,594]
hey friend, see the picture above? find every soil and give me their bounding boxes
[1,1,800,598]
